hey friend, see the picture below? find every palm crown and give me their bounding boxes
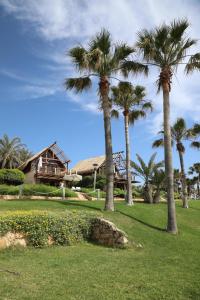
[65,29,148,93]
[131,153,164,186]
[0,134,26,168]
[136,19,200,91]
[153,118,195,153]
[111,81,152,123]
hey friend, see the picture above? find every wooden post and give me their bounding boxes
[62,187,65,200]
[97,189,100,201]
[19,184,23,199]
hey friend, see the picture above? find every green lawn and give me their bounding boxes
[0,199,200,300]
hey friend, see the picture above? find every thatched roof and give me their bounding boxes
[72,155,106,175]
[19,142,70,171]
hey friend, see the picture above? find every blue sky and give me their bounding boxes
[0,0,199,171]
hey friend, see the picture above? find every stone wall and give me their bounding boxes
[90,218,128,247]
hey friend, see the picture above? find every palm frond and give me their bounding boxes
[142,101,153,111]
[185,52,200,73]
[129,110,146,124]
[191,141,200,149]
[152,139,164,148]
[89,28,111,55]
[121,61,148,77]
[111,109,119,119]
[113,43,134,63]
[65,77,92,93]
[170,19,189,42]
[69,46,87,70]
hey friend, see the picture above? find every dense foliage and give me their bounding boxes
[0,184,76,197]
[0,169,25,185]
[0,210,97,247]
[0,134,32,169]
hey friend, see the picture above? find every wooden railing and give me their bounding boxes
[37,167,66,177]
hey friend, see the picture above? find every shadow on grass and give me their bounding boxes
[54,200,103,212]
[116,209,166,232]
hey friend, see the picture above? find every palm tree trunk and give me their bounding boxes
[162,79,178,234]
[99,77,114,211]
[153,189,160,203]
[124,113,133,205]
[143,184,153,203]
[178,150,188,208]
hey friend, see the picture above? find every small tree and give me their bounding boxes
[111,82,152,205]
[131,153,164,203]
[151,169,166,203]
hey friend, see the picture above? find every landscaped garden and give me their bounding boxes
[0,199,199,300]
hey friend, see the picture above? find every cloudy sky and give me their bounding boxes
[0,0,199,170]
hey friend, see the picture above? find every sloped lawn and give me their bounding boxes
[0,199,200,300]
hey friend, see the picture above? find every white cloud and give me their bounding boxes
[1,0,200,129]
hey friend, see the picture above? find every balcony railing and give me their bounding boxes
[37,167,66,177]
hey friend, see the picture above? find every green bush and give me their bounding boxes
[22,184,76,197]
[79,175,106,189]
[0,211,97,247]
[0,184,76,197]
[114,188,125,198]
[0,169,25,185]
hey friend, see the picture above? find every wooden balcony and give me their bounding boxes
[37,166,66,179]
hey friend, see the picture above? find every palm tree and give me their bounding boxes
[18,148,33,164]
[153,118,195,208]
[136,19,200,233]
[188,163,200,196]
[65,29,147,211]
[111,82,152,206]
[0,134,25,168]
[131,153,164,203]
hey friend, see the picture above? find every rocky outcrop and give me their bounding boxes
[90,218,128,247]
[0,232,26,249]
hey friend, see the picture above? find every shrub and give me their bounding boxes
[22,184,76,197]
[0,210,97,247]
[79,175,106,189]
[0,184,76,198]
[0,169,25,185]
[114,188,125,198]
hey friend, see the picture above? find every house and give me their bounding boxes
[72,151,134,188]
[19,142,70,186]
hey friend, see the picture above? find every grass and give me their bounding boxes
[0,199,200,299]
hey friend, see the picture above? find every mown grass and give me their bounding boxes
[0,199,200,300]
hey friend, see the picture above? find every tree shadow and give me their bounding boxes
[116,209,166,232]
[54,200,103,212]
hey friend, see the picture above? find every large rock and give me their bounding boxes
[90,218,128,247]
[0,232,26,250]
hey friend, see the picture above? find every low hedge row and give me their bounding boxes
[0,211,97,247]
[0,184,76,198]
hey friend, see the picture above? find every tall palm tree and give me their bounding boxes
[136,19,200,233]
[153,118,195,208]
[65,29,147,211]
[188,163,200,196]
[0,134,25,168]
[131,153,164,203]
[111,82,152,205]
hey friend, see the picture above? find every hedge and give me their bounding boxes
[0,169,25,185]
[0,211,97,247]
[0,184,76,198]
